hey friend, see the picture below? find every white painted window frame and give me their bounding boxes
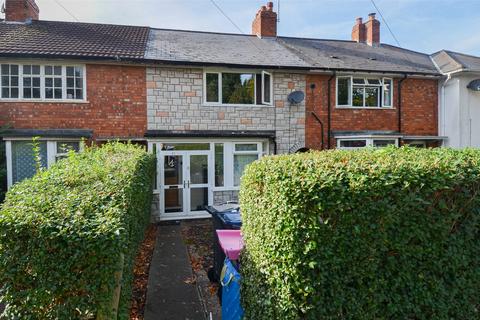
[261,70,273,105]
[336,75,394,109]
[203,69,273,107]
[5,138,83,188]
[0,61,87,102]
[337,137,399,150]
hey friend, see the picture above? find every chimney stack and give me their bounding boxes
[351,17,366,43]
[4,0,39,22]
[252,2,277,38]
[351,13,380,46]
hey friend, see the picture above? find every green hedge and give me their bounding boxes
[0,142,155,319]
[240,147,480,319]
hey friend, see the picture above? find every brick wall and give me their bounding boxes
[146,67,305,154]
[305,74,438,149]
[0,64,147,139]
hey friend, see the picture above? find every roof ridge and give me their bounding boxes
[149,27,257,38]
[29,19,149,29]
[444,49,480,60]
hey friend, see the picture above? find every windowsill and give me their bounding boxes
[202,103,274,108]
[212,186,240,192]
[335,106,395,110]
[0,99,89,104]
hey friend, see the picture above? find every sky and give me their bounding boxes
[8,0,480,56]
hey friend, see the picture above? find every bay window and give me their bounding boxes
[6,139,82,187]
[0,63,86,101]
[337,76,393,108]
[204,70,273,106]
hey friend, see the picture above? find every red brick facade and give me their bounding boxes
[0,64,147,139]
[5,0,39,22]
[305,74,438,149]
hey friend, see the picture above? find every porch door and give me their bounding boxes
[160,151,211,219]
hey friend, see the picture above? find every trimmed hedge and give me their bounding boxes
[0,142,155,319]
[240,147,480,319]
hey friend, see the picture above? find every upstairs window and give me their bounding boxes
[204,71,273,106]
[1,64,19,99]
[0,63,86,101]
[337,76,393,108]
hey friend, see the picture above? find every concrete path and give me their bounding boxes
[144,224,205,320]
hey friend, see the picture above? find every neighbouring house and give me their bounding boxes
[431,50,480,148]
[1,0,445,221]
[0,0,149,188]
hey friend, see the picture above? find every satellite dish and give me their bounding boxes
[287,91,305,104]
[467,79,480,91]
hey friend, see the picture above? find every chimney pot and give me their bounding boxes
[356,17,363,25]
[368,13,376,20]
[252,2,277,38]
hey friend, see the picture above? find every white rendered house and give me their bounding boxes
[432,50,480,148]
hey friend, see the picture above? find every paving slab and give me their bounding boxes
[144,224,205,320]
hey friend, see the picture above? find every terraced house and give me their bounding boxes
[1,0,445,221]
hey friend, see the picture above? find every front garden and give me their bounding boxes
[240,147,480,319]
[0,142,155,319]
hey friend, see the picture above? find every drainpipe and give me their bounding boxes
[327,72,336,149]
[398,74,407,140]
[441,74,451,146]
[310,112,325,150]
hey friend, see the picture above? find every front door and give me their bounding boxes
[160,151,211,219]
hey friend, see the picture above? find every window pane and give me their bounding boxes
[161,143,210,151]
[190,155,208,184]
[190,187,208,211]
[215,143,224,187]
[1,88,9,98]
[353,78,365,84]
[365,87,380,107]
[1,76,9,86]
[235,143,257,151]
[367,78,381,85]
[45,88,53,99]
[373,140,396,147]
[11,65,18,74]
[383,79,392,107]
[222,73,254,104]
[339,140,367,148]
[11,88,18,98]
[11,141,48,184]
[1,64,9,75]
[234,154,258,186]
[54,66,62,75]
[352,87,364,107]
[337,77,350,105]
[45,66,53,75]
[56,141,80,153]
[66,66,84,100]
[206,73,219,102]
[263,72,271,103]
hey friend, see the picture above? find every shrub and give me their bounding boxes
[240,147,480,319]
[0,142,155,319]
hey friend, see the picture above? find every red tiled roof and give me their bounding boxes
[0,20,149,60]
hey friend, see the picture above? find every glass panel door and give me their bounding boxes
[188,154,209,212]
[163,155,184,213]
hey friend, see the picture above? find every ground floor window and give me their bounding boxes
[337,138,398,150]
[6,139,81,187]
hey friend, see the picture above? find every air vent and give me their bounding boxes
[368,57,377,61]
[330,55,339,59]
